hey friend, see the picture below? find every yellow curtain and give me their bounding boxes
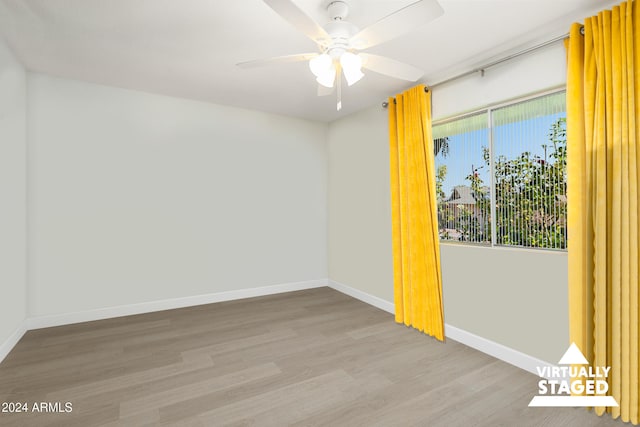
[567,0,639,422]
[388,84,444,341]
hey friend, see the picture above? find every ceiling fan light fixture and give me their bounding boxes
[309,53,332,77]
[243,0,439,112]
[340,52,364,86]
[316,65,336,88]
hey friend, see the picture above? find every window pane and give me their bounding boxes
[492,91,566,249]
[433,112,490,244]
[432,90,567,250]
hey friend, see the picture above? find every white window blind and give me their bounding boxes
[433,90,567,250]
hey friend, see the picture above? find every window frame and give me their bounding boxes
[432,87,567,251]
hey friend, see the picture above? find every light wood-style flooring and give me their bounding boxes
[0,287,623,426]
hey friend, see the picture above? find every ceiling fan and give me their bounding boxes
[237,0,444,110]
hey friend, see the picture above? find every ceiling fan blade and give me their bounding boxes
[360,53,423,81]
[317,83,334,96]
[350,0,444,50]
[263,0,330,45]
[237,53,318,68]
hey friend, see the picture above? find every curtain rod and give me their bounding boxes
[381,86,429,108]
[382,30,574,109]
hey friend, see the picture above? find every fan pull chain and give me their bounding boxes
[336,63,342,111]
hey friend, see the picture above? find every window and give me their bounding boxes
[433,90,567,250]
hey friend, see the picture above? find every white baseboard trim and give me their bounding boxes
[25,279,328,331]
[444,324,555,377]
[328,279,395,314]
[0,323,28,364]
[327,278,553,378]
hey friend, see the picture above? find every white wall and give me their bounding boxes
[432,43,566,119]
[0,37,27,347]
[27,74,327,317]
[328,43,569,364]
[440,245,567,364]
[328,106,394,303]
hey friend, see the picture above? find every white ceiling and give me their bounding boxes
[0,0,619,122]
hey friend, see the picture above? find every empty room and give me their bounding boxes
[0,0,638,425]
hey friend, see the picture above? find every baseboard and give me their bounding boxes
[327,278,554,378]
[26,279,328,331]
[328,279,394,314]
[0,322,28,364]
[444,324,555,377]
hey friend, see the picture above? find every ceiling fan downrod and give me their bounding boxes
[327,1,349,21]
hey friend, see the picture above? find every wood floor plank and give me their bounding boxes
[120,363,281,417]
[195,370,356,425]
[100,409,160,427]
[0,287,626,426]
[155,357,367,424]
[45,353,214,402]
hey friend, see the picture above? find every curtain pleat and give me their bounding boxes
[567,0,639,423]
[389,85,444,341]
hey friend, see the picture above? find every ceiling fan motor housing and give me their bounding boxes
[321,1,358,54]
[323,20,358,51]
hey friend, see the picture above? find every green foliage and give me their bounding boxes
[462,165,490,243]
[435,165,448,202]
[437,117,567,249]
[455,204,487,243]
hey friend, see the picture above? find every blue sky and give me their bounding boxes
[435,112,566,198]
